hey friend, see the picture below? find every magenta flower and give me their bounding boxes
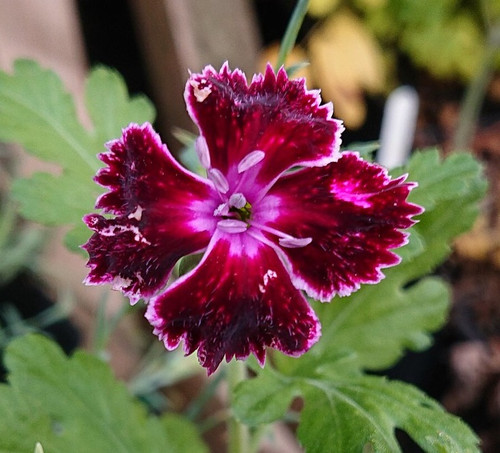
[83,63,422,374]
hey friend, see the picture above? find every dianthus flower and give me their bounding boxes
[83,63,422,374]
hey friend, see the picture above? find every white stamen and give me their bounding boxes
[214,202,230,216]
[279,237,313,248]
[237,150,265,174]
[250,221,312,249]
[217,219,248,234]
[229,192,247,209]
[208,168,229,194]
[195,136,211,169]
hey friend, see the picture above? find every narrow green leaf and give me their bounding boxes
[0,334,207,453]
[285,61,310,77]
[346,141,379,161]
[276,0,310,69]
[0,198,44,283]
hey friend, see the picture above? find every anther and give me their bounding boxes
[217,219,248,233]
[278,237,313,248]
[238,150,265,174]
[208,168,229,194]
[195,136,211,169]
[214,202,230,217]
[229,193,247,209]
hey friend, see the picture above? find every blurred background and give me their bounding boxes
[0,1,499,451]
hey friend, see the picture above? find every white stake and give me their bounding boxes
[377,86,419,169]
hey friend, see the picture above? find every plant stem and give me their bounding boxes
[452,25,500,150]
[185,369,226,421]
[276,0,310,70]
[93,292,135,358]
[227,360,250,453]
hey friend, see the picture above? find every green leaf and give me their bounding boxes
[395,150,487,278]
[0,60,155,252]
[345,140,379,161]
[161,413,210,453]
[234,370,479,453]
[229,369,300,425]
[0,60,96,170]
[0,334,208,453]
[310,276,450,371]
[12,171,95,225]
[298,375,479,453]
[85,66,155,149]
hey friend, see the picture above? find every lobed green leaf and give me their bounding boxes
[234,369,479,453]
[297,375,479,453]
[0,59,155,252]
[0,334,208,453]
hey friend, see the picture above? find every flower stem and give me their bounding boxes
[227,360,250,453]
[276,0,310,70]
[452,25,500,151]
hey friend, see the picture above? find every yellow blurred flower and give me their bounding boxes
[308,11,386,128]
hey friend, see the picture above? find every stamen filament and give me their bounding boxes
[250,221,294,240]
[250,221,312,248]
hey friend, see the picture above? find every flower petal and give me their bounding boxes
[145,233,321,374]
[83,123,218,302]
[265,152,423,301]
[185,63,343,189]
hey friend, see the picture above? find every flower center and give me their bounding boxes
[197,139,312,248]
[229,195,252,222]
[214,192,252,233]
